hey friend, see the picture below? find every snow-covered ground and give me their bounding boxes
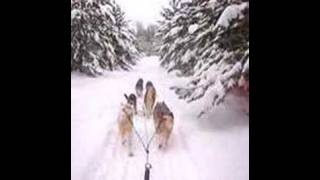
[71,56,249,180]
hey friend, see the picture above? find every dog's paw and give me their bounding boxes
[128,152,134,157]
[158,144,163,149]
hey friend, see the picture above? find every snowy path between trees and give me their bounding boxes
[71,56,249,180]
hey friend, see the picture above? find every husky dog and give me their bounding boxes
[124,93,137,115]
[144,81,156,118]
[153,102,174,149]
[117,101,135,157]
[135,78,144,98]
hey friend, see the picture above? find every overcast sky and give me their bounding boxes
[115,0,169,27]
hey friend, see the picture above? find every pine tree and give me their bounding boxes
[111,3,140,70]
[157,0,249,116]
[71,0,139,76]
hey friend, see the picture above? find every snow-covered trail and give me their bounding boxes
[71,56,249,180]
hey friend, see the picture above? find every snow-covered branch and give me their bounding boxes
[158,0,249,116]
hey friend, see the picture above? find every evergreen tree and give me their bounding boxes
[71,0,139,76]
[111,3,140,70]
[157,0,249,116]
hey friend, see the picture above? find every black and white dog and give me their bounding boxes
[135,78,144,98]
[124,93,137,115]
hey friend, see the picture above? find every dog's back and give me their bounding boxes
[153,102,174,149]
[144,81,156,117]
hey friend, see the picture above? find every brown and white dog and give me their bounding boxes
[153,102,174,149]
[117,99,135,157]
[135,78,144,98]
[144,81,156,118]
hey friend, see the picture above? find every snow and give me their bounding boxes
[72,56,249,180]
[188,24,198,34]
[180,0,192,3]
[169,26,183,36]
[71,9,81,19]
[207,0,218,9]
[221,61,242,81]
[87,0,94,4]
[214,78,225,97]
[181,49,196,64]
[227,78,236,88]
[100,4,115,23]
[243,57,249,73]
[216,2,248,28]
[94,32,100,42]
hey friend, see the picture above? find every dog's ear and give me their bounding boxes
[124,94,128,100]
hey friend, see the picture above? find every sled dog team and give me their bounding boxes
[117,78,174,156]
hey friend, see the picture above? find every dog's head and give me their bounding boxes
[137,78,143,86]
[124,93,136,106]
[146,81,154,89]
[156,101,174,118]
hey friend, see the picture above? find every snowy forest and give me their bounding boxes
[72,0,249,180]
[71,0,249,115]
